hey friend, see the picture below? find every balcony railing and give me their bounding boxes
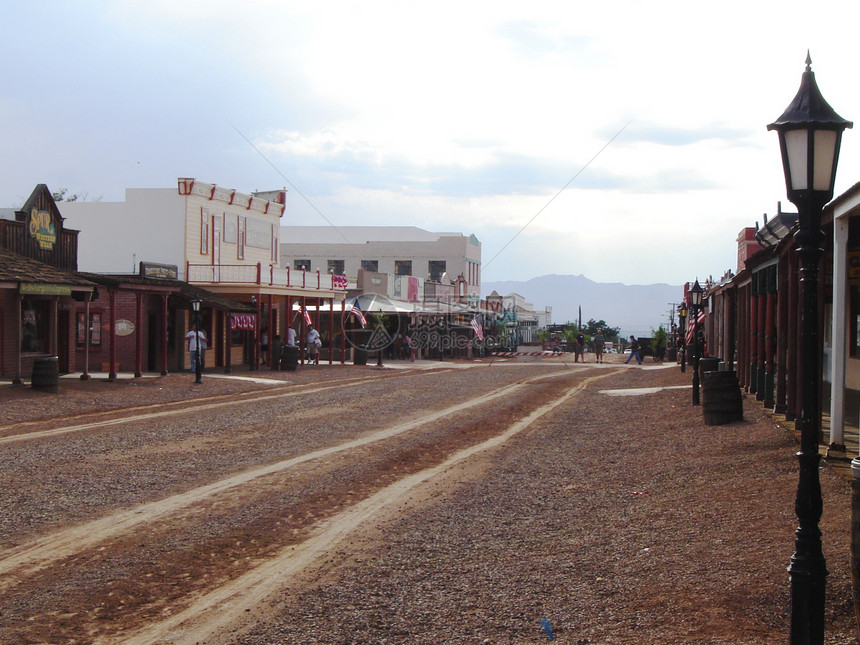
[187,262,348,292]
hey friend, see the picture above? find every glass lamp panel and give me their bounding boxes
[690,290,702,307]
[813,129,837,191]
[785,129,809,191]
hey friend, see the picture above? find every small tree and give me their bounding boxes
[651,326,668,361]
[584,319,621,343]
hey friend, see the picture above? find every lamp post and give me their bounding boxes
[768,52,852,645]
[689,280,703,405]
[191,296,203,385]
[678,302,688,374]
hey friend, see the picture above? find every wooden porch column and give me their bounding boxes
[160,293,169,376]
[736,286,747,388]
[300,296,307,364]
[786,249,799,421]
[764,269,776,409]
[13,291,22,384]
[268,293,275,369]
[725,289,735,372]
[341,300,347,364]
[109,289,117,380]
[829,215,849,449]
[756,274,767,401]
[253,297,261,371]
[329,297,334,365]
[748,279,759,394]
[225,311,232,373]
[776,253,790,414]
[134,293,143,378]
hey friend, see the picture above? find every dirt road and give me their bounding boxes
[1,360,858,644]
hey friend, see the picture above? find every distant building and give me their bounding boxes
[484,290,552,346]
[280,226,482,306]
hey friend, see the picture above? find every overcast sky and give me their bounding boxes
[3,1,860,286]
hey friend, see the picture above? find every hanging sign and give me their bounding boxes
[230,314,256,330]
[115,319,135,336]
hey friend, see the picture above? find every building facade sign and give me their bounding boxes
[140,261,179,280]
[28,208,57,250]
[20,282,72,296]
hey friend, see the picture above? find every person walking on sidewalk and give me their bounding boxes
[574,331,586,363]
[624,335,642,365]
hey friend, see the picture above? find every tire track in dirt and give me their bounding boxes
[114,370,618,645]
[0,370,586,590]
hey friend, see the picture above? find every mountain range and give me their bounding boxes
[481,274,683,338]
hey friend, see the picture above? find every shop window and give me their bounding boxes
[395,260,412,276]
[21,299,49,354]
[294,260,311,271]
[327,259,345,275]
[76,310,102,349]
[361,260,378,272]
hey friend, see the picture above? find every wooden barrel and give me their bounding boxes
[281,345,299,372]
[702,370,743,425]
[31,356,59,393]
[699,357,720,380]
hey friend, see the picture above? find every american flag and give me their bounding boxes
[470,315,484,340]
[351,300,367,328]
[303,307,313,326]
[685,308,706,344]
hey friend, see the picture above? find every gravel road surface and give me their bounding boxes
[0,358,858,644]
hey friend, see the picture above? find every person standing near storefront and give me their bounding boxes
[186,328,207,371]
[306,325,321,365]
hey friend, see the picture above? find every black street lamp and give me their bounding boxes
[768,52,852,645]
[678,302,688,374]
[191,296,203,385]
[689,280,703,405]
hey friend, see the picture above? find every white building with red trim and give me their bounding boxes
[60,179,349,371]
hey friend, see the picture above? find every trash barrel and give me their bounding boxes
[353,348,367,366]
[31,355,59,393]
[699,357,720,380]
[701,370,743,425]
[281,345,299,372]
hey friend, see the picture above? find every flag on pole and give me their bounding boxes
[351,300,367,328]
[470,314,484,340]
[303,307,313,326]
[685,308,706,344]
